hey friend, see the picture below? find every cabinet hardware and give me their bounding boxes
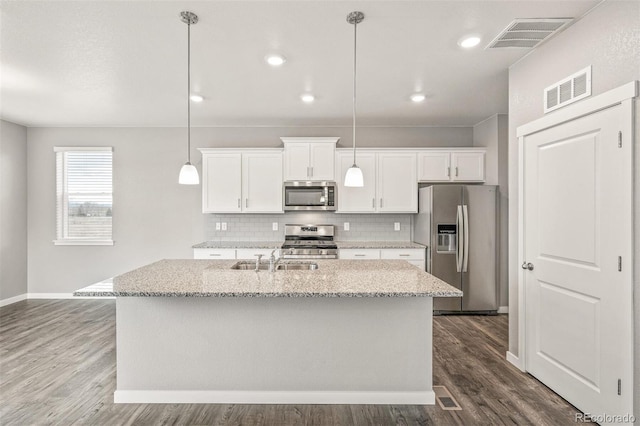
[618,131,622,148]
[245,199,248,208]
[399,254,410,257]
[372,198,375,208]
[455,167,459,177]
[355,254,366,257]
[380,199,383,208]
[618,256,622,271]
[237,199,241,208]
[447,167,451,177]
[618,379,622,395]
[209,254,221,257]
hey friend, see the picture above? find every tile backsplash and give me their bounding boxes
[204,213,412,242]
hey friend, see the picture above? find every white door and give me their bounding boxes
[417,152,451,181]
[283,143,310,181]
[337,152,376,212]
[242,153,283,213]
[377,153,417,213]
[451,151,485,182]
[202,153,242,213]
[309,143,335,181]
[523,104,632,418]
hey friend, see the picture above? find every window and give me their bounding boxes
[54,147,113,245]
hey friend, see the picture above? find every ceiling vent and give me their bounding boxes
[486,18,573,49]
[544,66,592,113]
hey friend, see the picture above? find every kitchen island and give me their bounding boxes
[75,259,461,405]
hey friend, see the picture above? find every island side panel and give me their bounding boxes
[115,296,434,404]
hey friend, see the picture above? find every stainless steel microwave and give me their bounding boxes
[283,181,336,211]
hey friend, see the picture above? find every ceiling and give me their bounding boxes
[0,0,600,128]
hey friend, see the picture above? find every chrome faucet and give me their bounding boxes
[268,248,281,273]
[255,254,263,272]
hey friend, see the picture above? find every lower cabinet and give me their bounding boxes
[193,248,278,260]
[339,248,425,270]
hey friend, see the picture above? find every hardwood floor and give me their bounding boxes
[0,300,589,425]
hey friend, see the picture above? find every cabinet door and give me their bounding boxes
[336,152,377,212]
[417,152,451,181]
[377,153,417,213]
[202,153,242,213]
[309,143,335,181]
[242,153,283,213]
[451,151,485,182]
[283,143,310,181]
[339,249,381,259]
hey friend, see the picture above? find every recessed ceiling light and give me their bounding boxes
[410,94,426,103]
[265,54,286,66]
[190,94,204,102]
[458,36,481,48]
[301,94,315,103]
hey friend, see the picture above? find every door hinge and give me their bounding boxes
[618,256,622,272]
[618,131,622,148]
[618,379,621,395]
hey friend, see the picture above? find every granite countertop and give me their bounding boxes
[193,241,426,249]
[335,241,426,249]
[192,241,283,249]
[74,259,461,298]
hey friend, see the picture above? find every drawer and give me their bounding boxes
[236,248,277,259]
[339,249,381,260]
[380,248,425,260]
[193,248,236,259]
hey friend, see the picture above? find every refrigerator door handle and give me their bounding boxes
[462,204,469,272]
[456,205,464,272]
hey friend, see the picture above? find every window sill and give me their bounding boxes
[53,240,114,246]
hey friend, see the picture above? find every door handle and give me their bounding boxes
[462,204,469,272]
[372,198,375,208]
[380,198,383,208]
[455,167,459,177]
[447,166,451,177]
[456,205,463,273]
[521,262,534,271]
[237,198,241,208]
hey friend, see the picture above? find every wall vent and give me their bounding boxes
[544,66,592,113]
[486,18,573,49]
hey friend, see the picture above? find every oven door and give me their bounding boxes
[283,183,335,211]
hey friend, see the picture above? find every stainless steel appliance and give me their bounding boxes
[281,224,338,259]
[283,182,336,211]
[414,185,498,313]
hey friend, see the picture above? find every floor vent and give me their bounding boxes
[486,18,573,49]
[544,66,592,113]
[433,386,462,411]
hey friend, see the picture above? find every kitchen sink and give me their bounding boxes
[230,261,318,271]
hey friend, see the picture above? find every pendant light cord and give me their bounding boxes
[187,19,192,164]
[352,20,357,166]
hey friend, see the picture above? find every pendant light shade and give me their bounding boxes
[178,11,200,185]
[344,11,365,188]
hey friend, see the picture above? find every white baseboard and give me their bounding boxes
[506,351,525,372]
[0,293,27,307]
[114,390,436,405]
[497,306,509,314]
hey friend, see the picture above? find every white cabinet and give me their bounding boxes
[339,247,425,270]
[200,149,283,214]
[281,137,338,181]
[193,248,236,259]
[417,150,485,182]
[339,249,381,259]
[336,150,417,213]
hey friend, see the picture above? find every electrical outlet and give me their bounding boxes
[272,222,278,231]
[344,222,350,231]
[394,222,400,231]
[215,222,221,231]
[221,222,227,231]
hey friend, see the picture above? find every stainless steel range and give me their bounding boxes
[281,224,338,259]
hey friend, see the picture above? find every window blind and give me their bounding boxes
[55,147,113,244]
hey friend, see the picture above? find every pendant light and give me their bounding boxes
[344,11,365,188]
[178,11,200,185]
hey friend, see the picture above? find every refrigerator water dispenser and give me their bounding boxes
[436,224,457,253]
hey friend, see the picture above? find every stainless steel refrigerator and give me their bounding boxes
[414,185,498,313]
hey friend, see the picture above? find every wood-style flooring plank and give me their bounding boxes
[0,300,593,425]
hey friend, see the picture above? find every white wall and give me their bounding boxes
[507,0,640,416]
[473,114,508,308]
[0,120,28,302]
[26,125,472,294]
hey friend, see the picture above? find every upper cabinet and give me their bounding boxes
[281,137,338,181]
[337,150,417,213]
[417,149,485,182]
[200,149,283,214]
